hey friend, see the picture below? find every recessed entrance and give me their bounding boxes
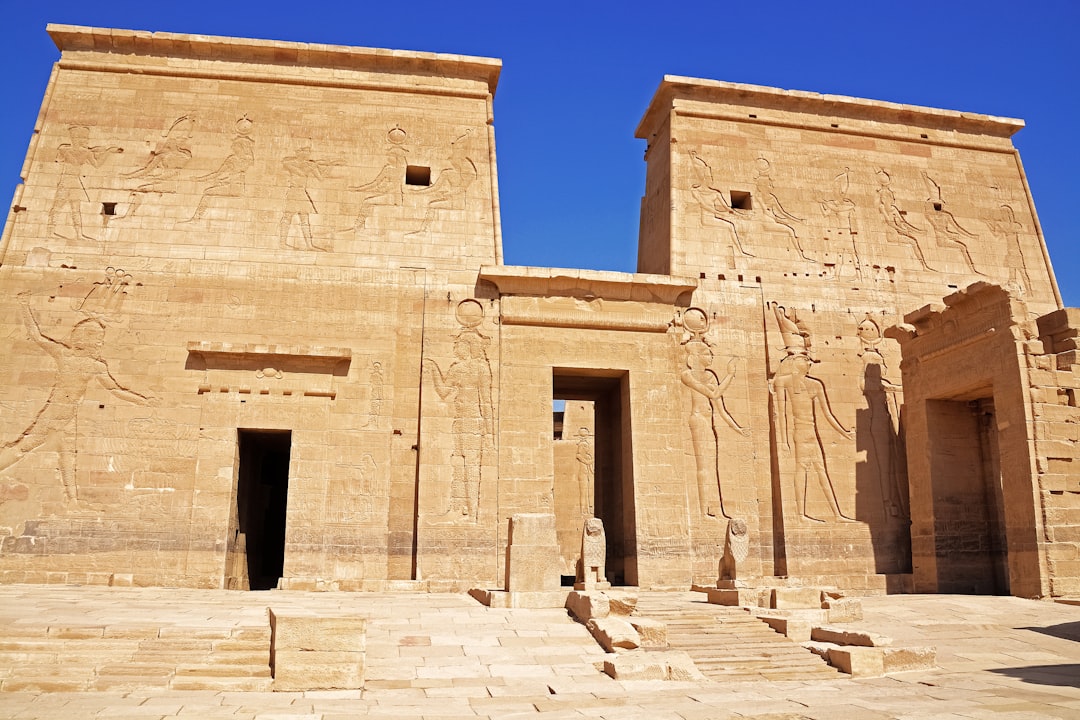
[225,429,292,591]
[552,369,637,586]
[925,398,1008,594]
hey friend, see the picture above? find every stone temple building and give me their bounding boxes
[0,25,1076,600]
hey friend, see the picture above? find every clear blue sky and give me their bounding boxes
[3,0,1077,305]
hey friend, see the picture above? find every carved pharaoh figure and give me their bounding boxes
[423,319,493,522]
[47,126,124,241]
[279,146,341,250]
[987,191,1032,294]
[770,304,855,523]
[819,167,862,279]
[0,294,153,502]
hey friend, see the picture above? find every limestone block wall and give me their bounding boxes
[0,26,502,588]
[635,77,1062,588]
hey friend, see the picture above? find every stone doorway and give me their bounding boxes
[552,370,637,586]
[925,398,1009,594]
[225,429,292,591]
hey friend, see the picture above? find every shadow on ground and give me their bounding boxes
[989,664,1080,687]
[1020,621,1080,643]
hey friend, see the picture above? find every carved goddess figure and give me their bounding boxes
[857,316,907,517]
[181,116,255,224]
[47,126,124,240]
[680,338,747,518]
[0,295,153,502]
[574,427,595,516]
[772,352,855,522]
[423,332,493,521]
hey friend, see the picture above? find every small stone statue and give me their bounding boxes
[575,517,611,590]
[718,517,750,584]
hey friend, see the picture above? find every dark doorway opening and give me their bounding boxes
[228,429,292,591]
[552,369,637,586]
[926,397,1008,594]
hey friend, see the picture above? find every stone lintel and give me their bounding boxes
[478,265,697,305]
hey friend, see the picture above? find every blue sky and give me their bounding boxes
[3,0,1078,305]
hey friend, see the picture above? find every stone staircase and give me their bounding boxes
[634,592,841,681]
[0,621,272,692]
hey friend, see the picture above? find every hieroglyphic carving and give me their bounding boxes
[770,303,855,523]
[921,172,983,275]
[678,307,748,519]
[180,116,255,224]
[574,427,595,516]
[73,267,134,322]
[755,156,813,261]
[327,453,380,522]
[123,115,195,218]
[820,167,862,279]
[987,189,1032,294]
[423,299,493,522]
[875,169,934,270]
[688,151,754,258]
[575,517,610,590]
[407,129,478,238]
[46,126,124,240]
[280,146,342,251]
[347,126,407,231]
[857,315,907,518]
[364,361,384,427]
[0,293,153,502]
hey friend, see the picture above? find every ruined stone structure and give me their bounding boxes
[0,26,1074,597]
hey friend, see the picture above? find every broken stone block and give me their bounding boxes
[827,646,885,677]
[601,650,704,681]
[565,590,609,621]
[505,513,560,593]
[883,646,937,673]
[628,617,667,648]
[811,626,892,647]
[604,590,638,616]
[586,617,639,652]
[823,597,863,623]
[771,587,822,609]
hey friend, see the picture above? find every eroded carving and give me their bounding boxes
[770,303,855,523]
[47,126,124,241]
[876,169,933,271]
[327,453,380,522]
[0,294,153,502]
[688,151,754,258]
[921,172,983,275]
[123,115,195,218]
[180,116,255,224]
[280,146,341,251]
[679,307,748,519]
[820,167,861,279]
[348,126,407,231]
[73,267,135,322]
[755,156,812,261]
[575,427,595,516]
[365,361,384,428]
[423,300,494,522]
[857,315,907,518]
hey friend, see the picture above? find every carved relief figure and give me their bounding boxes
[123,115,195,218]
[770,304,855,522]
[327,453,379,522]
[875,169,934,271]
[921,172,983,275]
[47,126,124,240]
[755,156,813,261]
[574,427,595,516]
[180,116,255,224]
[348,126,408,231]
[987,192,1032,293]
[364,361,384,427]
[688,151,754,258]
[73,266,134,322]
[423,301,493,521]
[820,167,862,279]
[280,146,341,250]
[407,129,479,238]
[0,294,153,502]
[679,308,748,519]
[856,315,907,518]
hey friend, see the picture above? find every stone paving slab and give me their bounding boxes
[0,588,1079,717]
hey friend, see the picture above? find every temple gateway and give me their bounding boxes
[0,25,1076,599]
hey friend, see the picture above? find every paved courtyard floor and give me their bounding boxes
[0,585,1078,719]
